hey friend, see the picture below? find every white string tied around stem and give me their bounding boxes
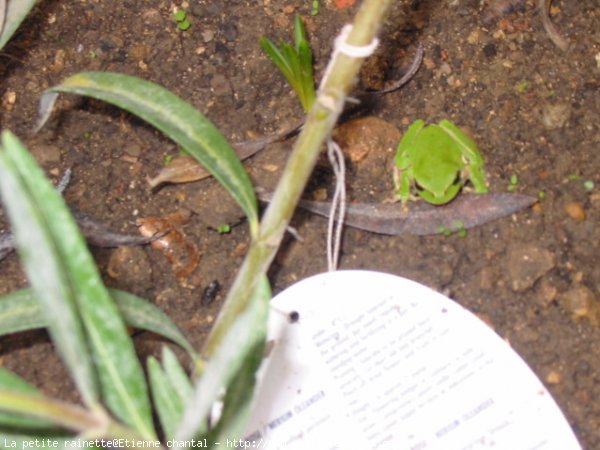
[320,25,378,271]
[318,24,380,106]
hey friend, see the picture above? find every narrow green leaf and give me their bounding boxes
[0,368,56,429]
[39,72,259,237]
[293,15,306,53]
[147,358,180,441]
[148,356,190,441]
[160,347,193,401]
[175,275,270,440]
[147,347,192,440]
[0,288,199,362]
[0,132,154,437]
[0,390,101,432]
[298,40,315,109]
[0,288,46,334]
[259,37,295,82]
[260,17,315,112]
[110,290,198,361]
[0,0,37,50]
[0,132,99,408]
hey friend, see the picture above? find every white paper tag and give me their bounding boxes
[243,271,581,450]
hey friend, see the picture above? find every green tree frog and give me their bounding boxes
[394,119,488,205]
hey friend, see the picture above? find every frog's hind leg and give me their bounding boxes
[440,119,488,193]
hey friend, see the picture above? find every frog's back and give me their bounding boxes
[412,126,462,192]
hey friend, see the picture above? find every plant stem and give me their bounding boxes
[204,0,394,356]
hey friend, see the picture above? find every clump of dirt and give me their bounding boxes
[0,0,598,447]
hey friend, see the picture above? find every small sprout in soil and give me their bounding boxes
[88,50,97,59]
[260,15,316,112]
[454,221,467,238]
[164,154,175,165]
[217,223,232,234]
[311,0,320,16]
[173,9,191,31]
[516,81,529,93]
[567,174,581,181]
[437,226,453,237]
[538,190,546,200]
[507,174,519,192]
[437,221,467,238]
[583,180,594,192]
[82,130,92,139]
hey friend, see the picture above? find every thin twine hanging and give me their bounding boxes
[326,139,346,272]
[318,24,379,271]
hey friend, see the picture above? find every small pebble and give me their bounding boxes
[564,201,586,221]
[504,244,556,292]
[107,246,153,285]
[541,103,571,129]
[546,370,561,385]
[559,286,598,322]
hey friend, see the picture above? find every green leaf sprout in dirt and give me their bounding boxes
[164,153,175,165]
[583,180,594,191]
[311,0,320,16]
[260,15,316,112]
[516,80,529,93]
[507,174,519,192]
[173,9,191,31]
[436,221,467,238]
[217,223,232,234]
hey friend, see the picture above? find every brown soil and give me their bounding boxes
[1,0,599,447]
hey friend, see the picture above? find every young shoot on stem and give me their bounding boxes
[259,15,316,112]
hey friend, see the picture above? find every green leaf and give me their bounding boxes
[0,132,154,438]
[38,72,259,237]
[0,288,46,334]
[175,275,270,440]
[0,389,101,433]
[110,289,198,362]
[177,19,191,31]
[147,358,179,441]
[0,368,55,429]
[260,16,315,112]
[259,37,295,82]
[173,10,186,22]
[147,348,192,441]
[0,0,37,50]
[0,132,99,408]
[0,288,199,363]
[160,346,193,400]
[293,14,305,52]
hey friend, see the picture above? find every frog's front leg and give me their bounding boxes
[393,155,414,205]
